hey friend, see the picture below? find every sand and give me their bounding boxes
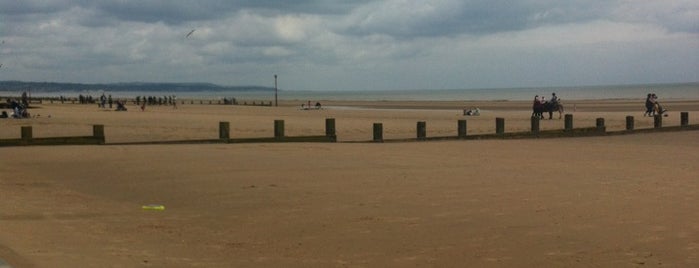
[1,99,698,267]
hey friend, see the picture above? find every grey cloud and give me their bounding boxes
[341,0,617,38]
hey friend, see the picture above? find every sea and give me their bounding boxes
[1,82,697,102]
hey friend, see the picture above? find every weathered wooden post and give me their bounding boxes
[596,118,606,133]
[681,112,689,127]
[373,123,383,142]
[21,126,32,140]
[496,118,505,135]
[219,121,230,140]
[325,118,336,140]
[654,115,662,129]
[93,125,105,144]
[417,121,426,140]
[274,120,284,140]
[625,116,634,131]
[564,114,573,131]
[457,120,467,138]
[531,116,540,136]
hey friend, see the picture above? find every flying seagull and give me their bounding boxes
[186,29,195,38]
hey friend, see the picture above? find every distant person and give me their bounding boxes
[100,93,107,108]
[550,93,559,104]
[115,100,127,111]
[21,91,28,107]
[315,102,321,109]
[532,95,544,119]
[644,93,654,116]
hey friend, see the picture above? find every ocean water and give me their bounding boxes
[2,82,697,102]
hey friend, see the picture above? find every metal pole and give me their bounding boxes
[274,74,278,107]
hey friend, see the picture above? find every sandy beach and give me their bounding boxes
[1,99,699,267]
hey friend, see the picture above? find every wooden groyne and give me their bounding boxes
[0,125,105,146]
[0,113,697,146]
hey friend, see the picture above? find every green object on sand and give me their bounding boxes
[142,204,165,211]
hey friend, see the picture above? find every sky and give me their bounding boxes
[0,0,697,91]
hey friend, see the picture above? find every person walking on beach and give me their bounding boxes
[644,93,654,116]
[100,93,107,108]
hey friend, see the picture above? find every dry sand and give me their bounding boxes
[1,99,698,267]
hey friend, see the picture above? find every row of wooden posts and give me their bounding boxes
[1,112,693,146]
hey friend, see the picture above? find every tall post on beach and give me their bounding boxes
[564,114,573,131]
[654,115,662,129]
[596,118,606,133]
[325,118,336,140]
[681,112,689,127]
[373,123,383,142]
[416,121,426,140]
[530,116,540,136]
[219,122,230,140]
[21,126,32,140]
[496,118,505,135]
[625,116,634,131]
[274,74,278,107]
[274,120,284,140]
[457,120,467,138]
[93,125,105,144]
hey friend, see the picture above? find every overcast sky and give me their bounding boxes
[0,0,697,91]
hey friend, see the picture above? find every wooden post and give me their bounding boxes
[496,118,505,135]
[530,116,540,135]
[457,120,467,138]
[21,126,32,140]
[325,118,337,142]
[625,116,634,131]
[596,118,606,133]
[564,114,573,131]
[654,115,662,129]
[325,118,336,138]
[274,120,284,140]
[417,121,426,140]
[219,122,230,140]
[373,123,383,142]
[681,112,689,127]
[93,125,105,144]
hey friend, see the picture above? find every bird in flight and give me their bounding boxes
[186,29,195,38]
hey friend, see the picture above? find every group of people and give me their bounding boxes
[534,93,559,106]
[98,93,128,111]
[644,93,666,117]
[532,92,561,119]
[301,101,322,110]
[0,99,30,118]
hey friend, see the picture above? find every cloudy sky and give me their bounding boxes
[0,0,697,91]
